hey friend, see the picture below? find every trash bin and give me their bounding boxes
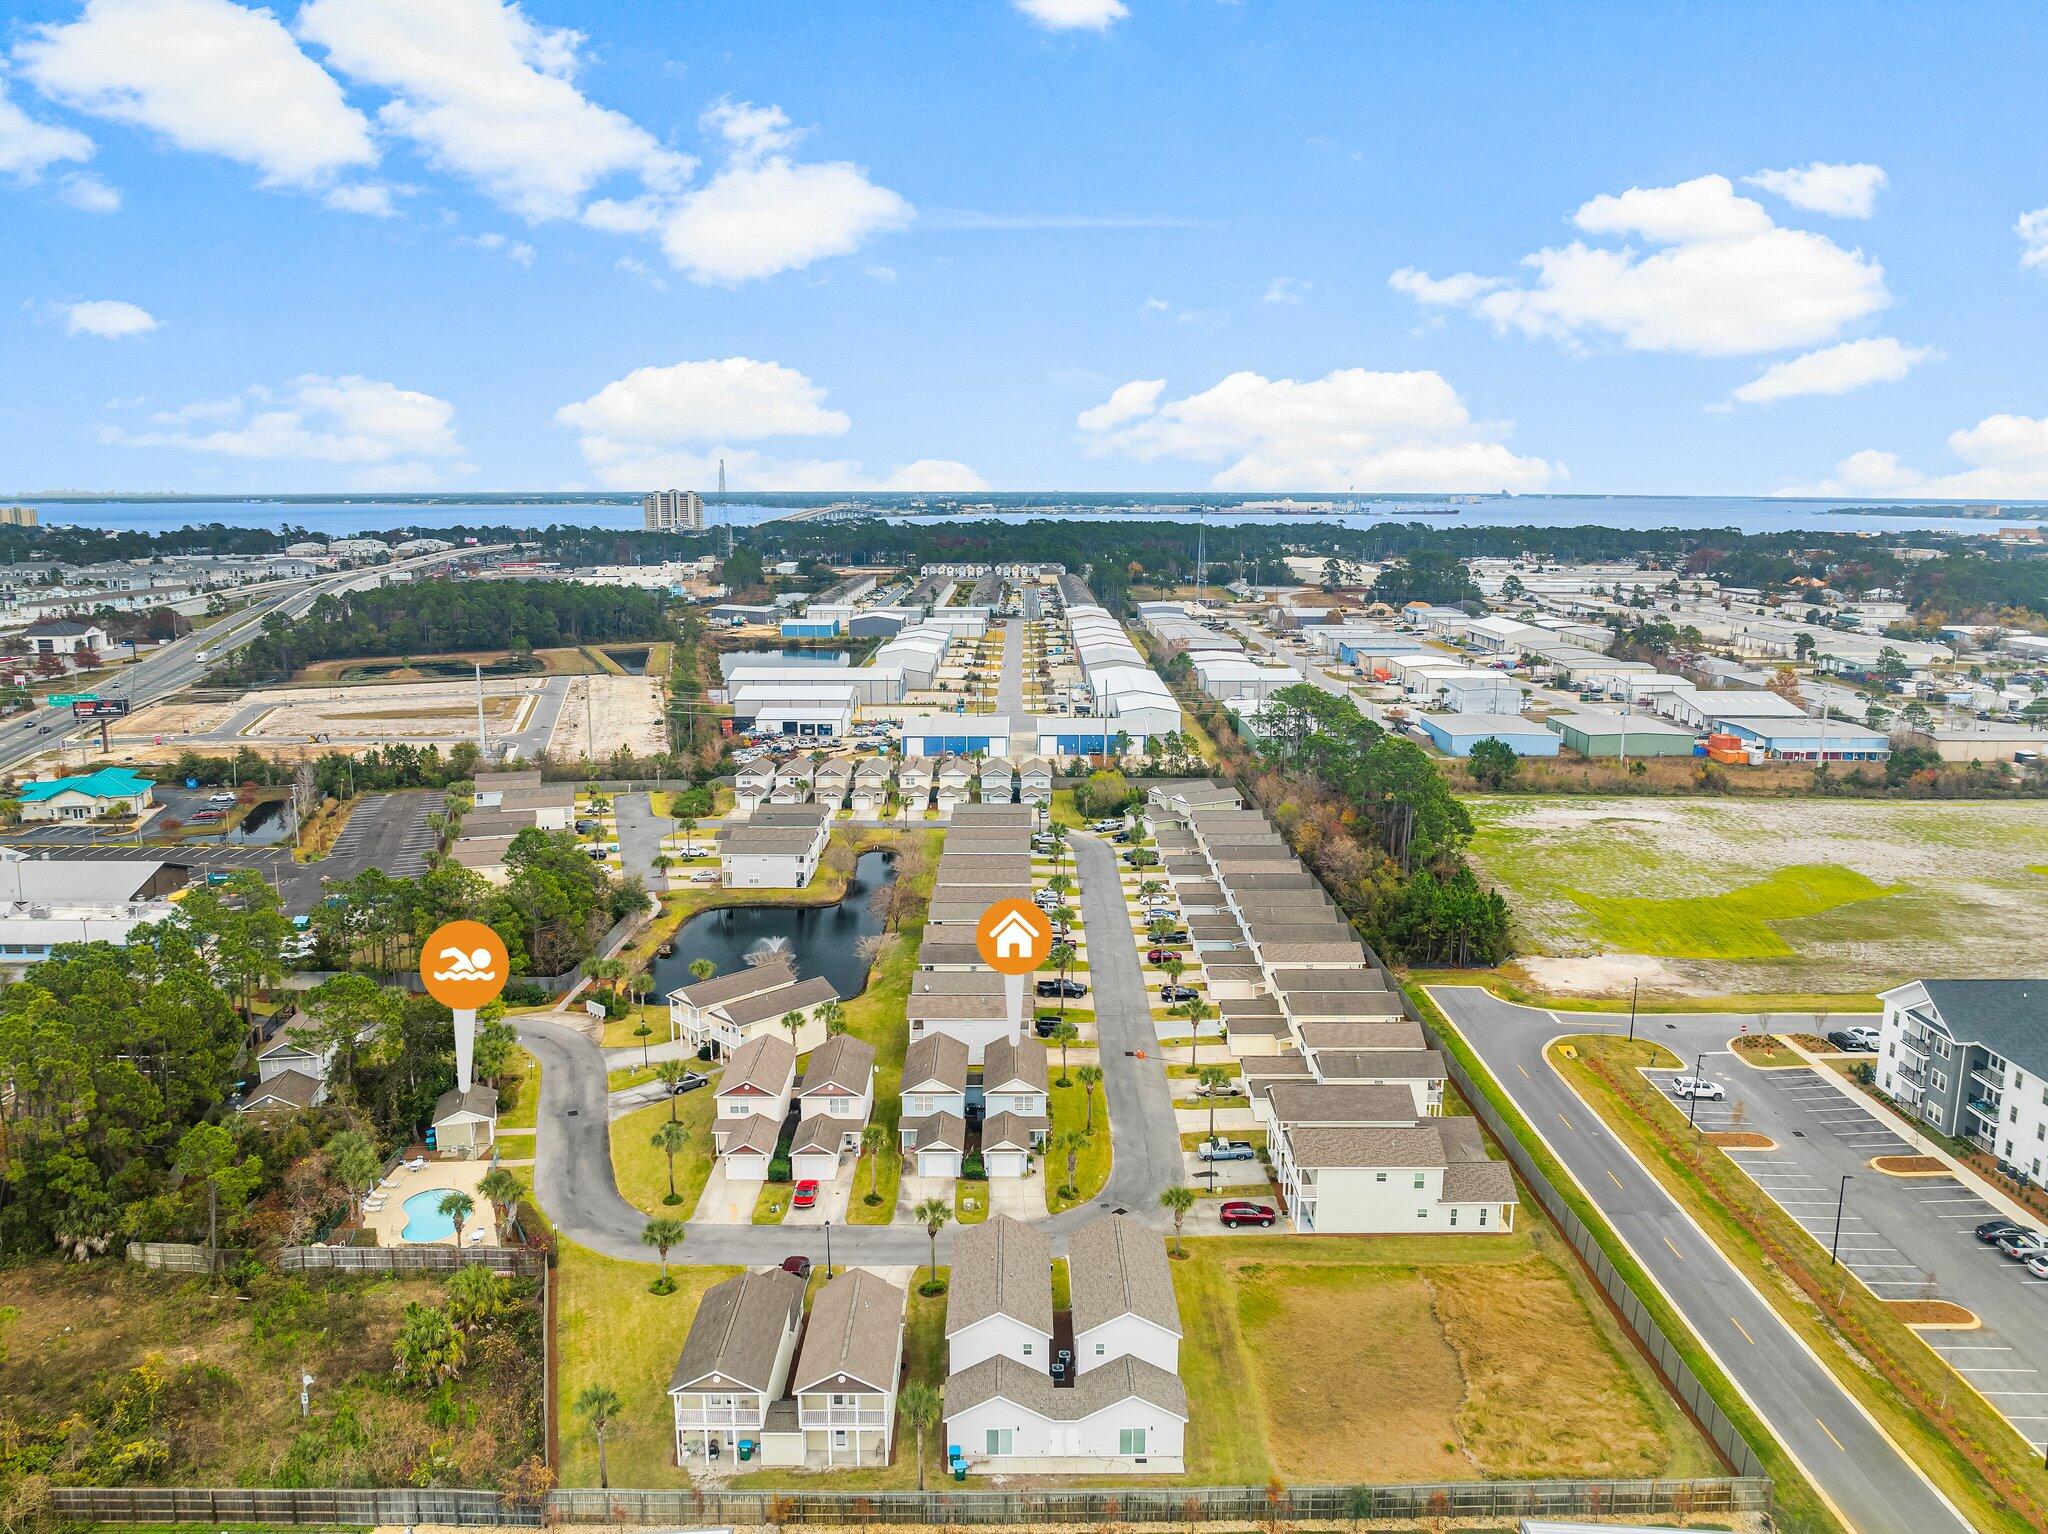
[951,1459,967,1482]
[738,1439,754,1462]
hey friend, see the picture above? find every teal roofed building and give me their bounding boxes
[17,768,156,822]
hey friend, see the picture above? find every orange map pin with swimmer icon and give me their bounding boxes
[421,919,510,1011]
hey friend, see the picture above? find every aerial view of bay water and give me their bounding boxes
[14,491,2048,537]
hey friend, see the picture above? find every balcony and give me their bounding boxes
[1893,1061,1925,1086]
[1970,1069,2006,1095]
[1967,1097,2002,1124]
[1896,1031,1930,1060]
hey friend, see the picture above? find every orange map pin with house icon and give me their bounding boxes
[976,898,1053,975]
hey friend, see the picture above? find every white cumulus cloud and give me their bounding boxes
[18,0,376,188]
[1727,337,1933,406]
[1015,0,1129,30]
[556,357,980,491]
[1261,276,1309,305]
[97,374,466,484]
[298,0,690,222]
[2017,207,2048,271]
[65,299,157,337]
[1391,173,1888,356]
[57,170,120,211]
[1076,367,1559,491]
[658,152,911,285]
[1782,412,2048,498]
[1745,162,1887,218]
[0,72,94,181]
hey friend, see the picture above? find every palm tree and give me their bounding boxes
[781,1009,806,1055]
[477,1167,522,1243]
[324,1130,381,1218]
[1076,1063,1103,1131]
[1049,1019,1079,1085]
[573,1384,623,1490]
[1160,1185,1195,1257]
[900,1380,941,1491]
[1161,955,1186,989]
[860,1121,889,1203]
[1055,1127,1091,1199]
[820,998,847,1037]
[1047,872,1072,906]
[1045,941,1076,1021]
[1180,996,1210,1066]
[913,1197,950,1287]
[641,1215,687,1290]
[1147,916,1177,947]
[437,1190,475,1246]
[1197,1065,1231,1141]
[688,957,716,986]
[654,1058,689,1121]
[652,1118,690,1205]
[1137,877,1164,904]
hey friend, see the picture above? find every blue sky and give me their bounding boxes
[4,0,2048,498]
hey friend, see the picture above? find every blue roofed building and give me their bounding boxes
[17,768,156,822]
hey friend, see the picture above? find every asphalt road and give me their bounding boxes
[1684,1058,2048,1454]
[613,791,666,888]
[1429,985,1971,1534]
[0,544,505,774]
[516,831,1183,1268]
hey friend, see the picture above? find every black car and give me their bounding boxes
[1037,978,1088,999]
[1977,1218,2027,1244]
[1159,985,1197,1003]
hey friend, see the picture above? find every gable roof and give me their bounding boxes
[902,1031,968,1092]
[673,957,797,1009]
[1266,1082,1418,1127]
[945,1213,1052,1338]
[670,1268,806,1393]
[799,1033,875,1096]
[982,1035,1047,1095]
[240,1069,321,1111]
[1915,980,2048,1078]
[432,1083,498,1123]
[718,1034,795,1096]
[943,1352,1188,1422]
[1067,1214,1183,1340]
[717,974,841,1029]
[793,1269,906,1394]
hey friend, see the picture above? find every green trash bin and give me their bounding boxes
[951,1459,966,1482]
[738,1439,754,1462]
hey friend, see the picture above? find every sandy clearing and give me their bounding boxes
[235,678,547,743]
[547,675,665,760]
[123,699,238,735]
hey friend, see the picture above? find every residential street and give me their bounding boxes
[515,830,1185,1267]
[1427,985,1972,1534]
[612,790,666,887]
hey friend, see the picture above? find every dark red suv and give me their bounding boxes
[1219,1200,1276,1229]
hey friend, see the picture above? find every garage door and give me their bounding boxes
[725,1153,770,1181]
[917,1149,961,1178]
[985,1150,1029,1179]
[791,1152,839,1183]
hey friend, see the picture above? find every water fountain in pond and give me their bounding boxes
[747,935,793,966]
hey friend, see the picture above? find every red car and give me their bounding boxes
[191,809,224,823]
[791,1179,820,1210]
[1219,1199,1276,1229]
[1146,947,1184,964]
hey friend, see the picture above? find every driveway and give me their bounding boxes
[694,1164,762,1224]
[1427,984,1972,1534]
[613,791,668,888]
[784,1160,855,1225]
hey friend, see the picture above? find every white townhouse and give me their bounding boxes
[810,758,854,810]
[791,1034,876,1184]
[944,1214,1055,1372]
[850,758,893,817]
[898,757,936,814]
[978,757,1015,805]
[706,974,841,1057]
[719,804,831,889]
[734,763,776,812]
[1312,1048,1448,1116]
[668,1267,806,1465]
[1067,1214,1183,1376]
[668,957,797,1046]
[906,970,1018,1064]
[979,1035,1049,1177]
[793,1268,907,1467]
[1016,756,1054,808]
[712,1035,796,1180]
[942,1356,1188,1473]
[1275,1119,1517,1235]
[900,1031,970,1177]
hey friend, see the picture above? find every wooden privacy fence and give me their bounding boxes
[276,1243,545,1276]
[54,1476,1770,1528]
[1429,1023,1770,1481]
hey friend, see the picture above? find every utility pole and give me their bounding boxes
[1627,978,1640,1043]
[1830,1174,1852,1264]
[1687,1050,1707,1129]
[474,662,486,758]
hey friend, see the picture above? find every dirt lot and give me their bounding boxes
[123,698,240,735]
[547,675,665,759]
[1467,795,2048,998]
[237,679,543,743]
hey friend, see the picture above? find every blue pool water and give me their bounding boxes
[400,1187,462,1243]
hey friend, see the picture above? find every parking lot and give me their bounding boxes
[1673,1056,2048,1452]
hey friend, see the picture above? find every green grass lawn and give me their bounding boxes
[752,1181,790,1223]
[555,1240,735,1488]
[498,1047,539,1131]
[1569,863,1899,960]
[955,1177,991,1223]
[1044,1075,1109,1213]
[611,1089,715,1216]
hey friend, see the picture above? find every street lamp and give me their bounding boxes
[1830,1175,1852,1265]
[1687,1050,1708,1129]
[823,1218,833,1279]
[1627,979,1640,1044]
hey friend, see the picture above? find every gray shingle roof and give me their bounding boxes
[718,1034,796,1096]
[799,1033,875,1096]
[721,1113,782,1156]
[1300,1021,1426,1052]
[943,1352,1187,1421]
[911,1112,965,1151]
[1442,1161,1518,1204]
[671,1269,806,1393]
[433,1083,498,1122]
[902,1032,969,1092]
[793,1269,906,1394]
[945,1213,1052,1338]
[1312,1048,1445,1081]
[980,1110,1047,1150]
[1266,1082,1417,1127]
[982,1036,1048,1094]
[1067,1214,1182,1340]
[791,1115,860,1155]
[718,974,841,1029]
[1918,980,2048,1079]
[674,957,799,1009]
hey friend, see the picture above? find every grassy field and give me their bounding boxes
[1464,795,2048,1000]
[612,1089,717,1217]
[0,1261,541,1489]
[1170,1229,1715,1486]
[1044,1074,1110,1213]
[292,646,603,684]
[1554,1033,2048,1534]
[498,1047,540,1131]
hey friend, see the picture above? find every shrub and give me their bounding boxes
[502,980,549,1007]
[767,1155,792,1183]
[961,1154,986,1181]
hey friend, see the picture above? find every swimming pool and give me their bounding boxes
[400,1187,463,1243]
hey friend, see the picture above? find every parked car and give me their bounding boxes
[2027,1252,2048,1281]
[670,1071,709,1095]
[1219,1199,1276,1228]
[1977,1218,2028,1244]
[1670,1076,1725,1101]
[780,1254,813,1278]
[690,870,720,883]
[1198,1138,1257,1162]
[1159,985,1197,1003]
[1088,819,1123,833]
[1033,1015,1062,1038]
[1037,978,1088,999]
[1111,831,1134,844]
[1827,1027,1879,1052]
[1994,1229,2048,1261]
[1145,947,1185,964]
[791,1179,820,1211]
[207,792,237,806]
[1195,1079,1245,1099]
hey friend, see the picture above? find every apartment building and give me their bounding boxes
[1877,980,2048,1180]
